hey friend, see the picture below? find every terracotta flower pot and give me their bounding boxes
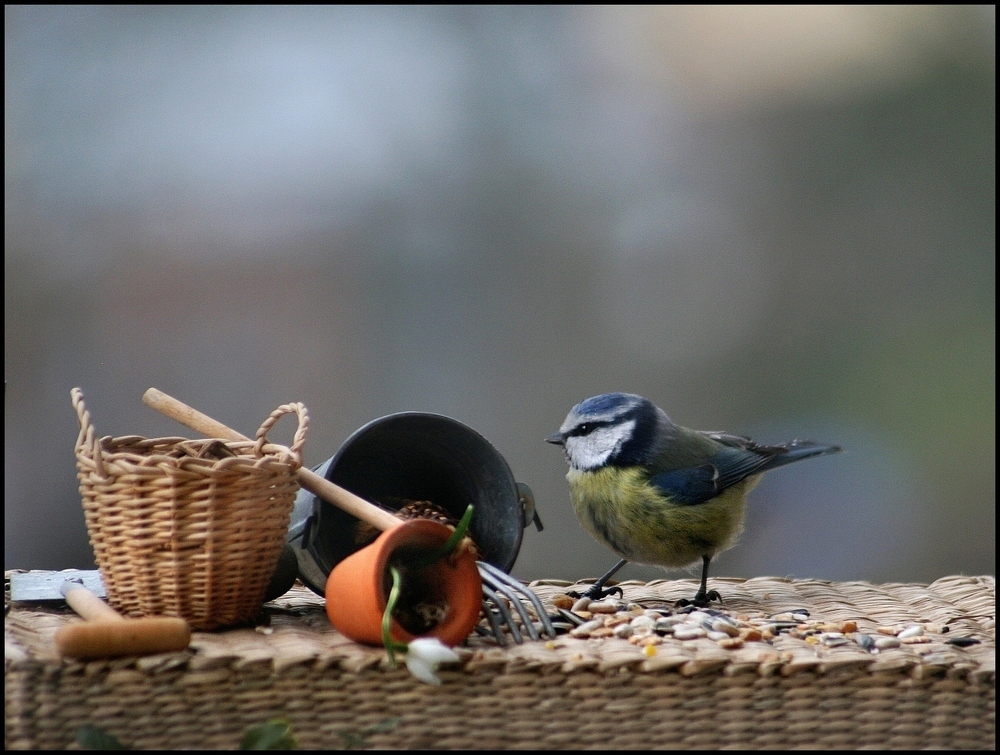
[325,518,482,647]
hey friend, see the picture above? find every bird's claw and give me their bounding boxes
[567,584,624,601]
[675,589,722,608]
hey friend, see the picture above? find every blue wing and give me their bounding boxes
[648,446,769,505]
[648,432,840,505]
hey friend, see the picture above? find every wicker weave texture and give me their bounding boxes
[70,389,308,629]
[5,574,994,750]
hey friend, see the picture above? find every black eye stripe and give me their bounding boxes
[568,419,615,437]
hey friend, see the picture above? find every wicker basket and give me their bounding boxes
[70,388,308,629]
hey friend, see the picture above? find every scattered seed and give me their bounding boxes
[771,622,801,631]
[589,600,619,614]
[630,615,656,630]
[718,637,743,649]
[711,618,741,637]
[613,623,634,639]
[900,635,931,645]
[874,637,900,650]
[629,632,658,645]
[569,619,604,638]
[571,597,592,613]
[603,614,629,628]
[946,637,980,647]
[551,594,575,610]
[770,612,796,622]
[655,615,686,629]
[854,633,876,651]
[876,626,898,636]
[673,625,707,641]
[898,625,924,639]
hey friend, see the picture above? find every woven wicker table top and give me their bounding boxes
[6,572,994,679]
[5,573,995,750]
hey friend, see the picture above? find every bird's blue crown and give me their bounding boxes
[565,392,663,467]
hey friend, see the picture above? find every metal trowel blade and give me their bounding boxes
[9,570,107,601]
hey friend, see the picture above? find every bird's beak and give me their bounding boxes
[544,432,564,446]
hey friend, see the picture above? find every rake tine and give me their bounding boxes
[478,561,557,639]
[480,581,523,645]
[479,598,508,646]
[483,573,540,642]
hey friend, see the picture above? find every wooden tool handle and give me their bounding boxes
[143,388,403,533]
[61,583,124,622]
[55,617,191,660]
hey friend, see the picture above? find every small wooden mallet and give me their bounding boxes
[54,579,191,660]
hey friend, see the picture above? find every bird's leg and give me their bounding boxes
[568,558,628,600]
[675,555,722,608]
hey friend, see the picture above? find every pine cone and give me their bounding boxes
[353,498,480,560]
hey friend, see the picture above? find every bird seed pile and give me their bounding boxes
[538,593,978,656]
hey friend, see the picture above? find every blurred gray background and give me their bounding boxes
[6,6,994,585]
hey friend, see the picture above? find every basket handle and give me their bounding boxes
[70,387,106,479]
[253,403,309,469]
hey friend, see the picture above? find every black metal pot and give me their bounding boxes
[276,412,540,596]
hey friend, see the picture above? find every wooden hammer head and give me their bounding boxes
[55,617,191,659]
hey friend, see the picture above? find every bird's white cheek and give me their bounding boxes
[565,437,608,470]
[565,422,633,471]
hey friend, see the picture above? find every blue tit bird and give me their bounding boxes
[546,393,841,606]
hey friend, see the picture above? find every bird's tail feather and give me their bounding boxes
[760,440,841,471]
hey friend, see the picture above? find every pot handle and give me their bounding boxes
[517,482,543,532]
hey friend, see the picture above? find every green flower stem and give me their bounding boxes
[382,565,408,666]
[411,505,474,569]
[381,506,475,663]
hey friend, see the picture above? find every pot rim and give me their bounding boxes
[372,518,460,611]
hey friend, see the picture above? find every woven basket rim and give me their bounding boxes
[77,434,301,474]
